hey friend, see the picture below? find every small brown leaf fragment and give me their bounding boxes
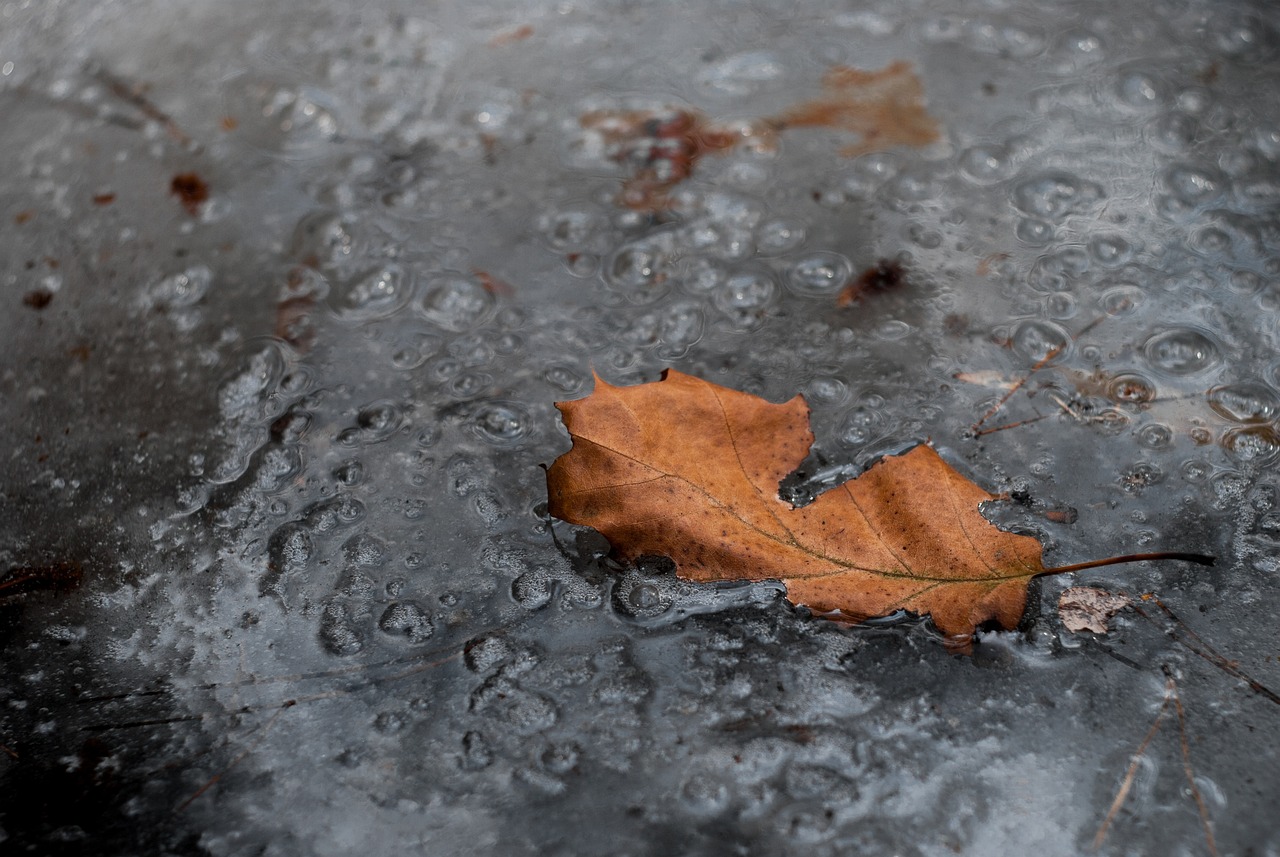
[170,172,209,215]
[1058,586,1131,634]
[770,60,941,157]
[489,24,534,47]
[836,259,906,306]
[23,289,53,309]
[92,192,117,206]
[14,210,35,225]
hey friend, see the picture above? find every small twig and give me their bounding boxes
[1134,599,1280,707]
[1093,678,1171,850]
[1044,553,1214,576]
[1050,394,1081,420]
[1169,674,1218,857]
[972,344,1063,431]
[93,66,195,148]
[0,742,18,760]
[972,413,1049,437]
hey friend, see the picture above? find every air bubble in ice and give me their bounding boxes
[540,741,581,775]
[838,406,886,448]
[1100,285,1142,316]
[1222,425,1280,463]
[786,252,853,297]
[806,377,849,406]
[1088,234,1133,267]
[328,264,412,320]
[473,401,531,445]
[713,268,778,329]
[334,460,365,486]
[1012,320,1069,362]
[1107,373,1156,404]
[1165,164,1224,207]
[461,731,492,770]
[543,365,584,394]
[605,239,672,302]
[959,145,1012,185]
[1208,383,1279,423]
[1011,171,1104,221]
[417,273,495,331]
[378,602,434,643]
[343,533,388,567]
[1138,423,1173,448]
[756,219,805,255]
[1142,328,1220,375]
[1015,218,1055,245]
[465,635,513,673]
[319,602,363,656]
[449,371,492,398]
[268,523,313,571]
[539,207,607,252]
[219,344,286,418]
[512,571,553,610]
[1116,70,1164,108]
[146,265,212,307]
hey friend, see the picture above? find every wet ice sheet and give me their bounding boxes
[1,0,1279,854]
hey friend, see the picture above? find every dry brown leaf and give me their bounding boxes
[1058,586,1132,634]
[546,370,1209,642]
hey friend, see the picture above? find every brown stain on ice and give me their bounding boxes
[580,61,941,212]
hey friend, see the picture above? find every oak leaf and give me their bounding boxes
[546,370,1207,640]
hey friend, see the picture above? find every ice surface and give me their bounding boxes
[1,0,1278,854]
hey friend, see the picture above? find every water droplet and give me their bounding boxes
[329,264,412,320]
[786,252,853,297]
[473,401,531,445]
[378,601,434,643]
[1012,320,1069,362]
[417,273,495,331]
[1142,328,1220,375]
[1107,373,1156,404]
[1011,171,1105,221]
[1208,383,1279,423]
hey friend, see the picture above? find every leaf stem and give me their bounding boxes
[1044,552,1215,575]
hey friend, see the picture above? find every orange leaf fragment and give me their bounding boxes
[547,370,1051,639]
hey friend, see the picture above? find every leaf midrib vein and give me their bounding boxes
[567,434,1038,584]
